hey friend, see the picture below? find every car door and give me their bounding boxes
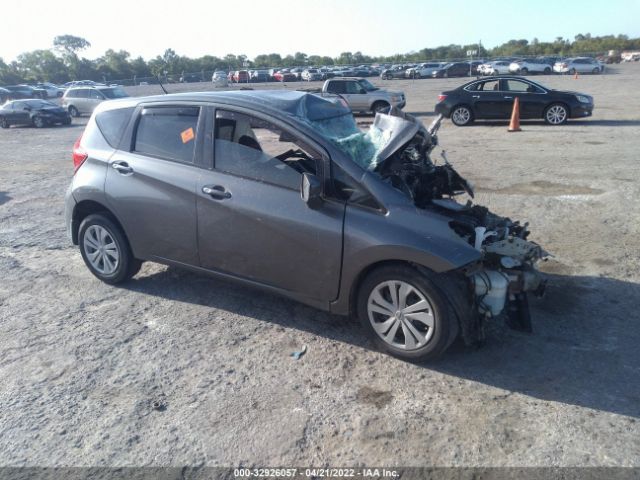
[74,89,90,113]
[104,104,202,265]
[501,79,546,118]
[345,80,368,111]
[12,101,32,125]
[87,89,105,113]
[467,79,504,118]
[196,107,345,303]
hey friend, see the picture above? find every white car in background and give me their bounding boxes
[479,60,511,75]
[212,71,229,87]
[509,59,553,75]
[301,69,322,81]
[553,57,604,74]
[35,83,64,98]
[405,62,445,78]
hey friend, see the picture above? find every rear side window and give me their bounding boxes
[326,81,346,94]
[134,106,200,163]
[95,107,134,148]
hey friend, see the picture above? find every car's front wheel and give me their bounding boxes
[544,103,568,125]
[450,105,473,126]
[33,116,46,128]
[520,67,529,75]
[357,265,459,361]
[592,67,601,74]
[78,214,142,285]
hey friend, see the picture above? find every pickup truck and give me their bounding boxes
[319,77,406,114]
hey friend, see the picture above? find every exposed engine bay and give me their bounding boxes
[372,110,549,341]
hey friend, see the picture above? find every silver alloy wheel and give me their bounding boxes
[367,280,435,350]
[452,107,471,125]
[83,225,120,275]
[546,105,567,125]
[33,116,44,128]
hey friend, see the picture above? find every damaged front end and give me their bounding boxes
[322,108,549,342]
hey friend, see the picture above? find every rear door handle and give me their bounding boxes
[112,161,133,175]
[202,185,232,200]
[504,96,513,99]
[472,95,480,98]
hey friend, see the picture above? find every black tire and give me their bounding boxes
[0,117,8,129]
[68,106,80,117]
[544,67,551,74]
[371,101,390,115]
[62,117,72,126]
[33,116,46,128]
[568,68,576,75]
[520,67,528,75]
[78,214,142,285]
[450,105,473,126]
[544,103,569,125]
[357,265,459,361]
[592,67,600,74]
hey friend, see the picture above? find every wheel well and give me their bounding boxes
[348,260,420,318]
[371,100,390,110]
[451,103,474,118]
[71,200,125,245]
[545,101,571,117]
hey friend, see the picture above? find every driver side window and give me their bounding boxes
[214,110,319,190]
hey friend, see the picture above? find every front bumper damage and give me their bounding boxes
[368,110,550,342]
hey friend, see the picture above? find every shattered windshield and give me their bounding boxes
[309,113,391,170]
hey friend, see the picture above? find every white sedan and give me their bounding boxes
[553,58,605,74]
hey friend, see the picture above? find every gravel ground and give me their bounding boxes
[1,63,639,468]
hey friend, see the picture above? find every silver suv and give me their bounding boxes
[62,86,129,117]
[65,91,547,361]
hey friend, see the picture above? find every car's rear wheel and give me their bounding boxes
[68,106,80,117]
[357,265,459,361]
[78,214,142,285]
[372,101,390,115]
[544,103,568,125]
[568,68,576,75]
[520,67,529,75]
[544,67,551,74]
[0,117,9,129]
[592,67,600,74]
[33,116,46,128]
[450,105,473,126]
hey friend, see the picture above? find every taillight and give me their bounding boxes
[438,94,447,102]
[72,135,88,174]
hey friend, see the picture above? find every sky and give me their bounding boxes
[2,0,639,61]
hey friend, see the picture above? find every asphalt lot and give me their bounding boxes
[1,63,639,467]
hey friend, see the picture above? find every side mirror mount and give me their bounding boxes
[301,172,322,209]
[359,88,367,94]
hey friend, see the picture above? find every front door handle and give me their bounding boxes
[472,95,480,98]
[112,161,133,175]
[504,96,513,99]
[202,185,232,200]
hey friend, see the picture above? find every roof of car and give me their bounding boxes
[101,90,352,122]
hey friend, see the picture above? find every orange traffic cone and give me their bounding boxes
[508,97,521,132]
[573,71,579,79]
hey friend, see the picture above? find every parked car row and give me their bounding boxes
[477,57,605,76]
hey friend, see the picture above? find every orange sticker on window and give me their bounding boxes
[181,127,195,143]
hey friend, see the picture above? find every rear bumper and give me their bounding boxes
[64,184,76,244]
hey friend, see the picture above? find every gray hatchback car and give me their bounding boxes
[65,90,547,361]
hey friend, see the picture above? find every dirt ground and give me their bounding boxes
[1,63,639,468]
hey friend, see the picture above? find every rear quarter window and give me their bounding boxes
[95,107,135,148]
